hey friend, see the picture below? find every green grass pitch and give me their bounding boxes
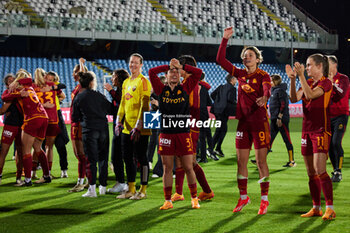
[0,118,349,233]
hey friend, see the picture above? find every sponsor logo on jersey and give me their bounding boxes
[3,130,13,138]
[301,138,307,145]
[125,93,133,100]
[236,131,243,139]
[162,97,185,104]
[159,138,172,147]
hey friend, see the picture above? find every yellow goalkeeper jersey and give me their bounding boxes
[117,73,151,135]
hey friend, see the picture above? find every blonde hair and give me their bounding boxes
[34,68,46,87]
[14,69,30,83]
[88,71,97,90]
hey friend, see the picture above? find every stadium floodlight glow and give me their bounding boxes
[347,38,350,42]
[294,49,298,53]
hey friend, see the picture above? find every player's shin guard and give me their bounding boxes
[22,153,32,179]
[319,172,333,206]
[188,183,197,198]
[308,175,321,206]
[237,174,248,197]
[37,150,50,176]
[175,167,185,195]
[193,164,211,193]
[164,186,172,200]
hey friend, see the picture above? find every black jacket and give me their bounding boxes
[72,89,114,132]
[210,83,236,117]
[199,83,212,121]
[269,83,289,121]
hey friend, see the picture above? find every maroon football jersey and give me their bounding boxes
[2,78,48,122]
[302,77,332,133]
[232,67,271,121]
[330,72,349,118]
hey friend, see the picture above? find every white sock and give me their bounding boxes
[78,178,84,185]
[313,205,321,210]
[326,205,334,210]
[240,195,248,200]
[261,195,268,201]
[89,184,96,192]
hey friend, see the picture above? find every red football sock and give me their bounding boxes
[308,175,321,206]
[193,164,211,193]
[32,160,38,172]
[237,178,248,196]
[164,186,172,200]
[37,150,49,176]
[319,172,333,206]
[16,160,23,180]
[77,154,86,178]
[22,153,32,179]
[188,183,197,198]
[175,167,185,195]
[85,158,92,184]
[260,182,269,196]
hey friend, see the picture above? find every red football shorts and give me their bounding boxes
[236,120,271,149]
[46,123,61,137]
[190,130,199,155]
[158,132,194,156]
[1,125,21,145]
[301,131,331,155]
[71,123,82,141]
[22,117,48,140]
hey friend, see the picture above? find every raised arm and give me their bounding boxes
[148,65,168,95]
[216,27,235,75]
[182,64,203,94]
[79,58,87,73]
[286,64,303,103]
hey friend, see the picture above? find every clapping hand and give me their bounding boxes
[285,64,296,79]
[294,62,305,77]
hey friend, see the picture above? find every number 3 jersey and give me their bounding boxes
[33,82,61,124]
[1,78,48,122]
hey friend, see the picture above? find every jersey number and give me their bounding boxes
[37,91,54,104]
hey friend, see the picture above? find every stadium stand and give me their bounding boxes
[0,0,324,43]
[0,55,299,107]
